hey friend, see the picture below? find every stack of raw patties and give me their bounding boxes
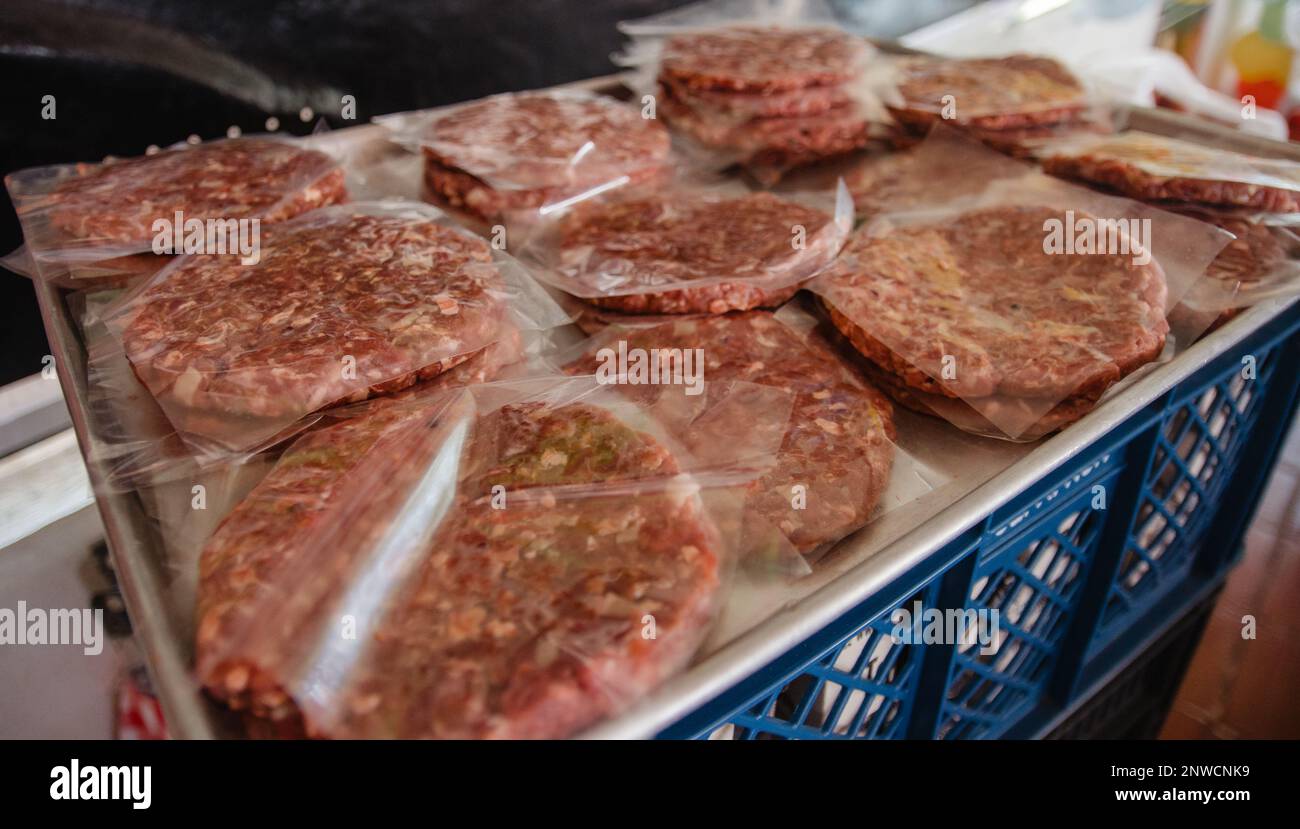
[653,25,881,180]
[885,54,1110,157]
[381,89,671,225]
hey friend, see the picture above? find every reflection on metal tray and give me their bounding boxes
[32,71,1300,740]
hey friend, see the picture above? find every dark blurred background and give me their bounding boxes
[0,0,974,385]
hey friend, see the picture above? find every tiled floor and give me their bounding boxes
[1160,420,1300,739]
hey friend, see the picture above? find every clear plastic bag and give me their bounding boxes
[195,374,793,738]
[4,136,347,282]
[1167,208,1300,320]
[823,131,1029,222]
[98,200,570,456]
[77,276,528,495]
[789,112,1114,223]
[553,306,938,570]
[376,89,672,224]
[954,105,1117,159]
[82,330,537,662]
[1,244,169,289]
[810,131,1231,441]
[886,53,1091,133]
[1039,130,1300,213]
[520,177,852,314]
[552,291,706,335]
[614,0,895,184]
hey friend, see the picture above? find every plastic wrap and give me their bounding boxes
[1,244,167,288]
[195,374,793,738]
[832,136,1028,222]
[553,291,705,336]
[787,117,1110,221]
[886,53,1090,134]
[554,307,937,570]
[5,137,347,284]
[376,89,671,225]
[615,0,894,184]
[77,276,528,495]
[88,337,536,662]
[98,200,569,456]
[959,114,1115,160]
[521,177,852,314]
[810,131,1231,441]
[1040,130,1300,213]
[795,111,1112,223]
[1167,208,1300,327]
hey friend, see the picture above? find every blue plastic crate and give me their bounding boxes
[1087,343,1284,655]
[936,453,1122,739]
[693,578,941,740]
[663,308,1300,740]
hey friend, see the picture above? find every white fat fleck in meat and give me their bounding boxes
[539,448,567,469]
[815,417,842,435]
[172,366,204,407]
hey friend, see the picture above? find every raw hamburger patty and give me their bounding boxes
[38,138,346,246]
[853,354,1095,440]
[555,191,840,314]
[422,151,670,224]
[200,398,722,739]
[565,312,896,554]
[417,91,670,221]
[816,205,1169,401]
[890,55,1086,130]
[196,399,450,718]
[333,402,722,739]
[658,85,874,172]
[1173,210,1293,328]
[842,145,1023,220]
[842,149,929,219]
[660,26,869,92]
[659,75,852,119]
[564,301,693,336]
[1192,213,1289,289]
[1041,132,1300,212]
[195,329,523,717]
[964,119,1113,158]
[116,208,507,427]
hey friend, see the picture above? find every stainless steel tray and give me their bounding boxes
[32,81,1300,740]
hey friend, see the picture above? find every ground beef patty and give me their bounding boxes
[1172,209,1295,328]
[115,207,507,436]
[964,118,1113,158]
[660,75,852,119]
[195,329,522,716]
[658,82,875,174]
[565,312,896,554]
[841,148,930,219]
[1041,132,1300,212]
[415,91,670,222]
[889,55,1086,131]
[555,191,840,314]
[200,397,722,739]
[816,205,1169,404]
[842,145,1023,220]
[850,353,1097,440]
[660,26,869,92]
[37,138,346,247]
[1192,213,1290,290]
